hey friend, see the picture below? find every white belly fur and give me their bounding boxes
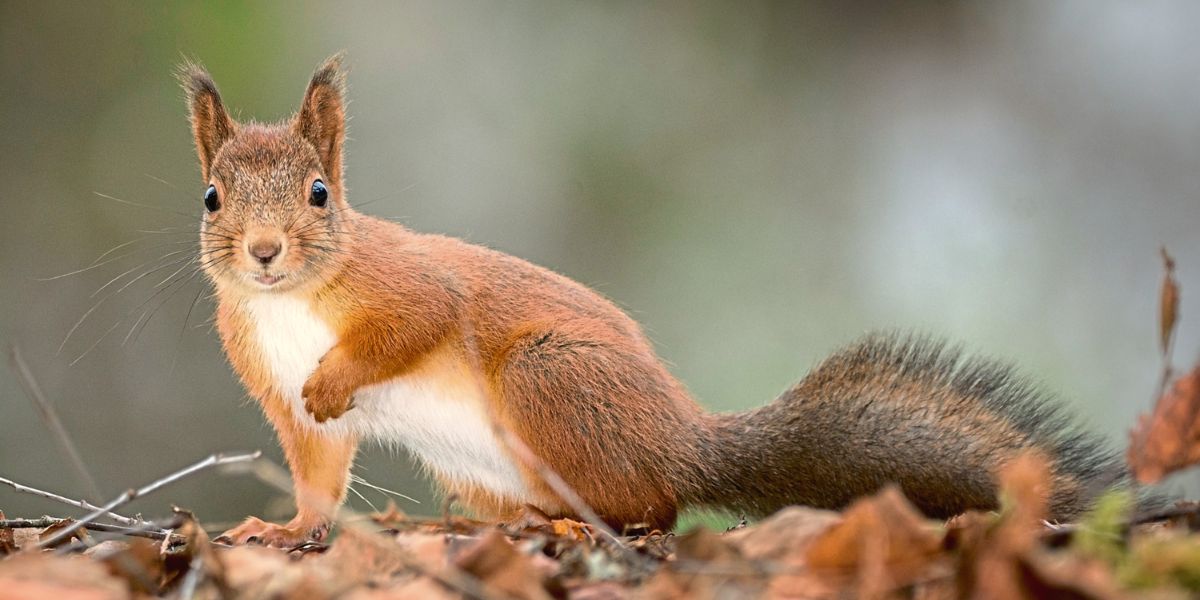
[242,294,530,502]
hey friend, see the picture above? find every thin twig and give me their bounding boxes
[38,451,261,548]
[0,517,183,543]
[177,555,204,600]
[0,475,143,526]
[8,345,103,500]
[492,425,623,544]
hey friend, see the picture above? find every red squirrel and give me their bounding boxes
[180,55,1126,547]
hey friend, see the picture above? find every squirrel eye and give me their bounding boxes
[310,179,328,207]
[203,185,220,213]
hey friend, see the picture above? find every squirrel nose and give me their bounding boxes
[249,239,282,265]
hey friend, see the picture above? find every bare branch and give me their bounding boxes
[0,517,183,543]
[38,450,261,548]
[492,424,624,545]
[0,475,142,526]
[8,344,103,500]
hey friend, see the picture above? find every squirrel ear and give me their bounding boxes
[293,53,347,185]
[178,62,237,180]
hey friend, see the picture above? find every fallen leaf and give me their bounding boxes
[1129,364,1200,483]
[0,511,16,555]
[93,539,162,595]
[218,544,315,598]
[953,452,1128,599]
[0,553,128,600]
[551,517,592,542]
[725,505,841,562]
[805,485,947,597]
[642,530,764,600]
[454,529,556,600]
[1015,554,1126,600]
[1161,247,1179,357]
[997,451,1052,534]
[39,518,90,547]
[371,500,409,529]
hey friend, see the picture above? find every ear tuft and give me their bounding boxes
[293,53,348,185]
[178,61,236,180]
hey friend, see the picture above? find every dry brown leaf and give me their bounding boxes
[723,506,844,598]
[1014,554,1126,600]
[392,531,452,573]
[641,532,764,600]
[371,500,409,529]
[998,451,1051,534]
[38,518,90,547]
[1129,364,1200,483]
[218,544,321,598]
[0,511,16,555]
[0,553,129,600]
[453,529,555,600]
[94,538,163,595]
[550,517,592,542]
[805,485,947,597]
[953,451,1131,599]
[344,576,459,600]
[1160,247,1179,357]
[960,452,1051,598]
[569,581,631,600]
[725,506,841,563]
[319,527,412,588]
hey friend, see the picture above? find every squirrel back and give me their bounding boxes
[690,334,1128,521]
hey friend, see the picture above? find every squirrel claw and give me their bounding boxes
[217,516,329,548]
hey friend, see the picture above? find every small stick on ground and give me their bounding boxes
[0,475,143,526]
[0,517,184,543]
[38,451,261,548]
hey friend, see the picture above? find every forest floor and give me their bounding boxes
[3,449,1200,599]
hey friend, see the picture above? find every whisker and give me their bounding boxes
[58,251,198,354]
[168,285,208,375]
[92,250,195,298]
[39,242,197,282]
[89,236,147,266]
[346,484,379,513]
[127,264,216,347]
[121,311,149,347]
[349,474,420,504]
[143,173,180,191]
[68,320,124,366]
[93,191,196,220]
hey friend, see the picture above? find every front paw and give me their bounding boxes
[215,515,330,548]
[301,374,354,423]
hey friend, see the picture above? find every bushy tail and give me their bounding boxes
[686,333,1132,520]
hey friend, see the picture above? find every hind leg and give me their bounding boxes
[488,324,697,530]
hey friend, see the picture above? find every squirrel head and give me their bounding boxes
[179,54,350,294]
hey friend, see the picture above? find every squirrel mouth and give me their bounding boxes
[254,274,285,287]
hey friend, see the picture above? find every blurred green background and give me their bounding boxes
[2,1,1199,528]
